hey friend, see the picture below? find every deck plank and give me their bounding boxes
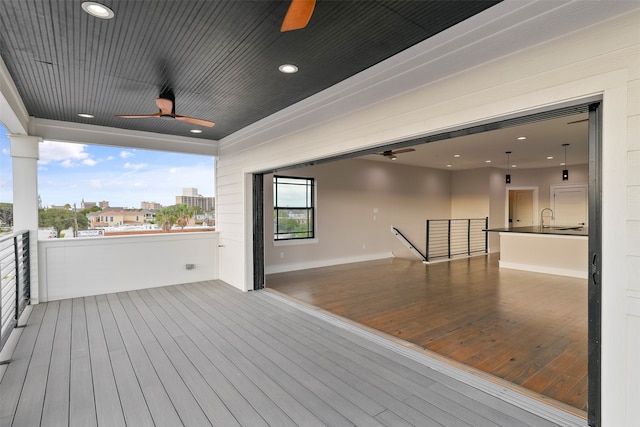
[0,304,47,427]
[41,299,71,427]
[69,298,97,427]
[186,282,386,427]
[84,296,126,427]
[11,301,59,427]
[94,294,155,427]
[105,293,184,427]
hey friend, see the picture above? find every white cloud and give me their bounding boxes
[120,150,134,159]
[82,158,97,166]
[90,179,102,189]
[124,162,147,170]
[107,156,114,160]
[60,159,75,168]
[1,148,8,155]
[39,141,89,165]
[133,182,146,188]
[169,168,179,174]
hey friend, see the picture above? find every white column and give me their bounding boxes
[9,134,41,303]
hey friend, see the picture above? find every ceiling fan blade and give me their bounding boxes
[281,0,316,32]
[115,113,162,118]
[175,115,215,128]
[392,148,416,154]
[156,97,174,115]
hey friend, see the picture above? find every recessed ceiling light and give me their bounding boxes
[512,164,517,168]
[81,2,114,19]
[560,162,566,166]
[485,160,492,163]
[546,156,554,160]
[446,164,452,168]
[78,113,94,118]
[453,154,460,158]
[190,129,203,134]
[278,64,298,74]
[517,136,527,140]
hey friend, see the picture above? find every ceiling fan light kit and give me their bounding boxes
[115,88,215,128]
[378,148,415,160]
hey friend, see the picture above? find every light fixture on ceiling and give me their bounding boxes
[562,143,569,180]
[278,64,298,74]
[505,151,511,184]
[453,154,460,158]
[517,136,527,140]
[390,155,397,160]
[190,129,203,134]
[446,163,452,168]
[81,2,114,19]
[78,113,94,118]
[485,160,491,163]
[546,156,554,160]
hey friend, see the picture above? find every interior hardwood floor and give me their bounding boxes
[266,254,588,412]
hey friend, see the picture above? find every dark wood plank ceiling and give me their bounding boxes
[0,0,501,140]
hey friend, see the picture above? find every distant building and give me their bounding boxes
[182,188,199,197]
[141,201,162,210]
[175,187,215,212]
[81,199,97,210]
[99,200,110,209]
[87,209,146,228]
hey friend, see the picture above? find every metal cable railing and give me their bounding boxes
[0,230,31,354]
[426,217,488,262]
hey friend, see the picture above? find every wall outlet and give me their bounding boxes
[186,264,195,270]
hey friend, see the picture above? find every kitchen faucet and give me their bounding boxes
[541,208,554,228]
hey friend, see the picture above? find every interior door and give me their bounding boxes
[509,190,534,226]
[553,185,588,226]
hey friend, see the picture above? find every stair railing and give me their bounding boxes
[425,217,488,262]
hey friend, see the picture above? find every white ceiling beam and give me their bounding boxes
[29,118,218,156]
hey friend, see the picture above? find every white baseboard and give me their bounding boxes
[265,252,394,274]
[499,260,588,279]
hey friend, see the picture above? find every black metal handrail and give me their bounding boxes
[0,230,31,354]
[426,217,488,262]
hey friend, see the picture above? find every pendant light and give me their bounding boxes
[505,151,511,184]
[562,143,569,181]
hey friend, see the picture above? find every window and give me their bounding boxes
[273,176,314,240]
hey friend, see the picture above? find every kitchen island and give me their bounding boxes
[486,226,588,278]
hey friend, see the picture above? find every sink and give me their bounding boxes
[543,226,583,231]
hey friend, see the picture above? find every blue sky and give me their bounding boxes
[1,123,215,209]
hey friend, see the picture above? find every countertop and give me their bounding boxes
[485,225,588,236]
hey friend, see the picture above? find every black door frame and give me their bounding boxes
[252,102,602,425]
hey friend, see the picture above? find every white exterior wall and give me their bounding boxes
[216,6,640,426]
[38,232,219,301]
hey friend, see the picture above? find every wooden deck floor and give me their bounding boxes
[0,280,585,426]
[266,254,588,413]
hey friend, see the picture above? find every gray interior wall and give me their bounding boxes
[264,159,589,272]
[264,158,452,271]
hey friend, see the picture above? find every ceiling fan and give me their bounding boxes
[115,88,215,128]
[281,0,316,32]
[378,148,416,160]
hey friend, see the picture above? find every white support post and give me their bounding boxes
[9,135,41,304]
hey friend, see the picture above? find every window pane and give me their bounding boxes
[273,176,314,240]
